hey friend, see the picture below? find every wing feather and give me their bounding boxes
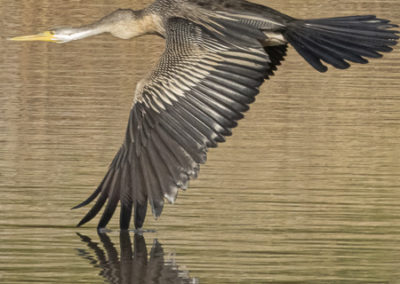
[75,17,279,229]
[97,168,122,228]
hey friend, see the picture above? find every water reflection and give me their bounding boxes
[77,232,197,284]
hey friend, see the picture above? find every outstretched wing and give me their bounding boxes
[74,17,273,229]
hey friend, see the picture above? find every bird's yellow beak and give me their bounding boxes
[9,31,56,42]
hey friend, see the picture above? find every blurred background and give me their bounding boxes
[1,0,400,283]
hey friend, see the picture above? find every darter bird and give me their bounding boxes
[10,0,399,230]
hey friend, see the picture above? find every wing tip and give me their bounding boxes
[72,185,103,210]
[76,220,85,227]
[72,202,86,210]
[164,189,178,204]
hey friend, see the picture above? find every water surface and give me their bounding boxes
[1,0,400,283]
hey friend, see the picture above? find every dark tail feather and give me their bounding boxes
[134,201,148,229]
[283,15,399,72]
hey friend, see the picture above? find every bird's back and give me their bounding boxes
[147,0,292,33]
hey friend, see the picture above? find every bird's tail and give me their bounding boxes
[282,15,399,72]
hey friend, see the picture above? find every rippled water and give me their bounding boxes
[1,0,400,283]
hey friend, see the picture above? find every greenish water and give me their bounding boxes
[1,0,400,283]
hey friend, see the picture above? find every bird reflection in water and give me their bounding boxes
[77,232,197,284]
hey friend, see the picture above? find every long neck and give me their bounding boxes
[105,10,163,39]
[98,9,162,40]
[63,9,163,42]
[68,24,108,41]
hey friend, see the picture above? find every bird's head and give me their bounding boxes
[9,9,151,44]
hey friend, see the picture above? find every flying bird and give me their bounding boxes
[10,0,398,230]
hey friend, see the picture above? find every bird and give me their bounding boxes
[10,0,399,231]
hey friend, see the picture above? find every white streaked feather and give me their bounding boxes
[145,94,161,113]
[173,70,201,87]
[222,51,267,62]
[216,11,285,28]
[151,86,173,105]
[164,186,178,204]
[150,93,166,111]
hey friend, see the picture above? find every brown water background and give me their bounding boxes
[1,0,400,283]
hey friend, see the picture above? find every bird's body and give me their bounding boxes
[10,0,398,230]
